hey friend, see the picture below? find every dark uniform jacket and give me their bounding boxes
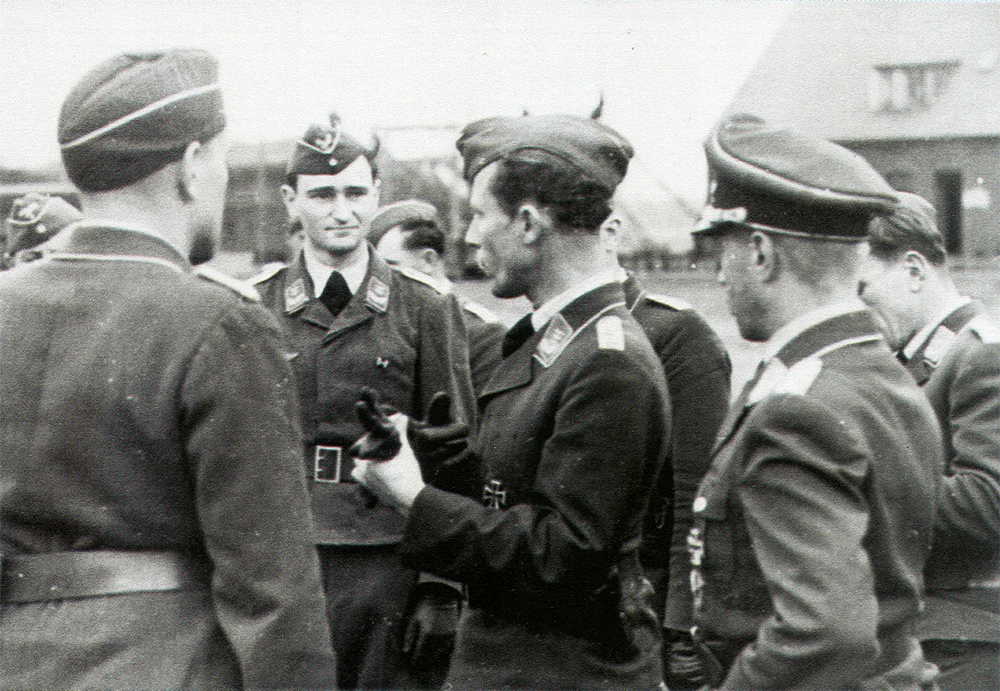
[690,308,942,690]
[391,266,504,396]
[0,225,336,690]
[623,275,732,630]
[252,248,476,546]
[900,301,1000,644]
[399,282,671,690]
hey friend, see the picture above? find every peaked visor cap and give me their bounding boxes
[456,114,633,191]
[695,114,898,240]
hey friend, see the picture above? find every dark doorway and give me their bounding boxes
[935,170,962,255]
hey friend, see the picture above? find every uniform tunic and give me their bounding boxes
[900,301,1000,690]
[399,282,671,690]
[252,247,475,689]
[0,225,336,690]
[622,275,732,631]
[691,308,942,690]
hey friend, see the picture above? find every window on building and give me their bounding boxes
[867,62,958,112]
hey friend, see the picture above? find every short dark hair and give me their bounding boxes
[399,219,446,256]
[489,150,615,233]
[867,192,946,265]
[284,154,379,190]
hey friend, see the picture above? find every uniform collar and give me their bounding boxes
[302,241,369,296]
[57,221,190,271]
[760,298,869,365]
[901,296,974,362]
[530,269,621,331]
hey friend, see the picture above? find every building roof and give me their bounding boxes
[725,1,1000,142]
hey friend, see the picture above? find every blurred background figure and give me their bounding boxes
[370,199,503,395]
[598,210,732,690]
[1,193,81,269]
[860,192,1000,691]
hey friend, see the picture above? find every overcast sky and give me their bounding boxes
[1,0,792,204]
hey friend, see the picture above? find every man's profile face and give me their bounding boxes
[283,157,380,259]
[465,162,531,299]
[857,248,921,350]
[187,130,230,265]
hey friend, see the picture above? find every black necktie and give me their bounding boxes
[319,271,351,316]
[502,314,535,357]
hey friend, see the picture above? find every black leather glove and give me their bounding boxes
[403,582,461,686]
[407,392,470,474]
[349,387,402,460]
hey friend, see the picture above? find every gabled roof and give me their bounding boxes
[725,1,1000,142]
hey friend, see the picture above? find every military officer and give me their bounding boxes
[0,50,336,689]
[859,192,1000,691]
[352,114,671,690]
[598,213,732,689]
[369,198,504,394]
[687,114,943,690]
[251,117,476,690]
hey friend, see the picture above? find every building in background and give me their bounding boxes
[726,1,1000,258]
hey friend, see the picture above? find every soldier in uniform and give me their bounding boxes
[598,214,732,688]
[0,50,336,689]
[859,192,1000,691]
[1,193,81,269]
[686,115,943,690]
[352,114,671,690]
[251,117,476,690]
[369,198,504,394]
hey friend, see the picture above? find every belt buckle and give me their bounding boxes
[314,445,343,483]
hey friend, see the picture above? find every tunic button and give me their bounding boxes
[693,496,707,513]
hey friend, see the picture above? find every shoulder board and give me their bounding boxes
[964,314,1000,345]
[747,357,822,405]
[596,315,625,351]
[644,293,693,311]
[924,324,957,367]
[248,261,286,285]
[463,300,501,324]
[392,265,443,293]
[195,266,261,302]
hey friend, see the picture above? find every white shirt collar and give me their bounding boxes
[303,243,369,296]
[760,298,868,364]
[531,269,621,332]
[901,295,973,360]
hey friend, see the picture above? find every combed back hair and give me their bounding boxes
[867,192,946,266]
[770,232,864,288]
[490,150,615,233]
[400,219,446,256]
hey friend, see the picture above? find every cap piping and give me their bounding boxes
[706,133,895,209]
[61,82,220,150]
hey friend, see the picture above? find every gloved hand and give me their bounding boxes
[403,582,462,686]
[349,387,402,460]
[664,628,721,690]
[407,392,469,474]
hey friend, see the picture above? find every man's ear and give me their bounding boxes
[902,250,929,291]
[280,183,299,222]
[419,247,440,271]
[517,203,548,246]
[177,140,203,203]
[750,230,778,282]
[599,215,622,254]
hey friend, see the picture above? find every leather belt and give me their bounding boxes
[314,444,354,483]
[1,550,208,604]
